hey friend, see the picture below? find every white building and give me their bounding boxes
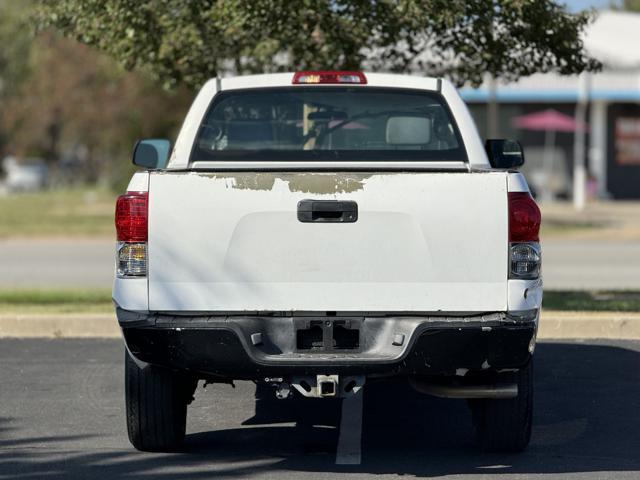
[460,10,640,199]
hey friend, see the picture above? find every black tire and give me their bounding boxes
[469,359,533,452]
[125,350,189,452]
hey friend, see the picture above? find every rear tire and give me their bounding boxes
[125,350,189,452]
[469,359,533,452]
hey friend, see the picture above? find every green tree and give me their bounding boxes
[1,30,191,187]
[34,0,600,89]
[616,0,640,10]
[0,1,32,99]
[0,1,34,155]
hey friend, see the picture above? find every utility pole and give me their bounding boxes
[573,73,589,211]
[487,75,499,138]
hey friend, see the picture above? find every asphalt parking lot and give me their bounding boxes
[1,339,640,479]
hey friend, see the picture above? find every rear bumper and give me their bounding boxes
[118,309,537,379]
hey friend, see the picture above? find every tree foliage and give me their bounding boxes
[617,0,640,11]
[0,27,191,187]
[0,1,33,99]
[34,0,601,89]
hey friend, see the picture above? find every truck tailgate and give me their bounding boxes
[147,171,508,312]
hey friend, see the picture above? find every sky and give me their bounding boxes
[562,0,613,11]
[558,0,611,12]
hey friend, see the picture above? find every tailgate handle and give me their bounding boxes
[297,200,358,223]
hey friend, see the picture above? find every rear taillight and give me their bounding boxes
[510,243,541,279]
[292,71,367,85]
[508,192,541,279]
[508,192,541,242]
[116,192,148,242]
[115,192,148,277]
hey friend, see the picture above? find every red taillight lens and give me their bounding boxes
[115,192,148,242]
[508,192,541,242]
[292,71,367,85]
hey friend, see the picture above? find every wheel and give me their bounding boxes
[469,359,533,452]
[125,349,192,452]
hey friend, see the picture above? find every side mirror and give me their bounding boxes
[485,139,525,169]
[132,139,171,169]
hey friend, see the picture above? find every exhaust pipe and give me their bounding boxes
[409,378,518,399]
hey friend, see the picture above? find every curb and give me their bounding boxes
[1,310,640,340]
[0,314,120,338]
[536,310,640,340]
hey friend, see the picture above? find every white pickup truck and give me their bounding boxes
[114,71,542,453]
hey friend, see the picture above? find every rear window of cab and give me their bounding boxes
[190,87,467,163]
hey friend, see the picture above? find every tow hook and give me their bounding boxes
[275,383,291,399]
[264,377,292,399]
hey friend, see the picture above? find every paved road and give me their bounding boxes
[542,239,640,290]
[1,237,639,290]
[0,239,114,288]
[1,339,639,479]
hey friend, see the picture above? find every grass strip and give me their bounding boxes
[0,188,115,238]
[543,290,640,312]
[0,289,112,314]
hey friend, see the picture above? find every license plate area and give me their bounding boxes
[294,317,362,352]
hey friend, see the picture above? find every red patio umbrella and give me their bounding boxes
[512,109,587,201]
[512,109,586,133]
